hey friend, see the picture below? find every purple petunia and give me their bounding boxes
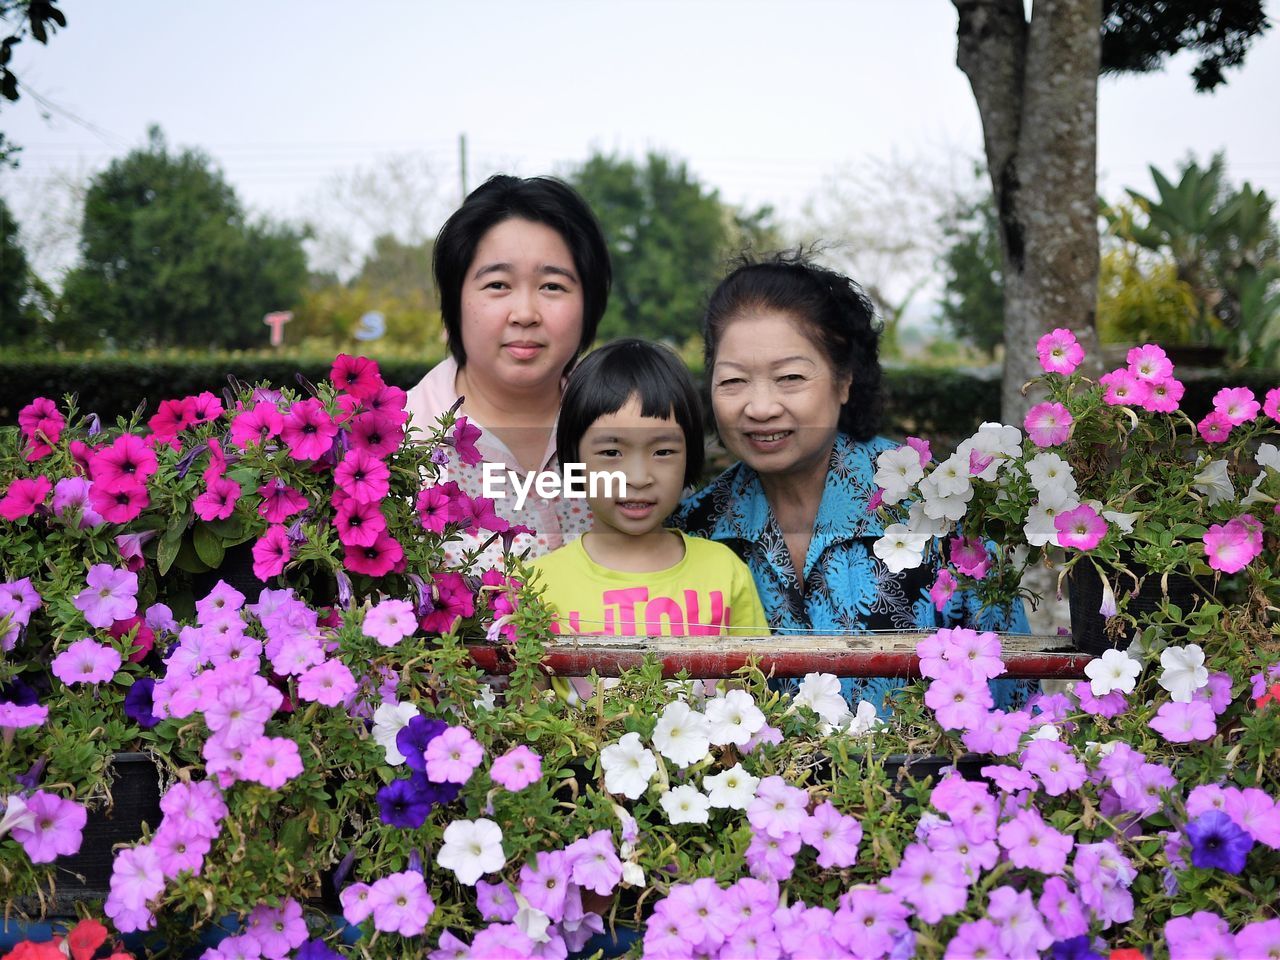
[800,800,862,868]
[10,790,87,862]
[377,778,434,829]
[747,776,810,839]
[51,637,123,686]
[73,564,139,629]
[1186,809,1254,874]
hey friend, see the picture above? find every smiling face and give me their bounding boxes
[458,217,585,395]
[582,394,688,540]
[710,310,852,480]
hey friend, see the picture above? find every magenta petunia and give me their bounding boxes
[330,354,385,400]
[1145,376,1185,413]
[1100,368,1152,407]
[18,397,65,460]
[334,497,387,548]
[0,475,52,520]
[229,401,285,450]
[194,476,241,522]
[333,448,391,504]
[1036,328,1084,375]
[1203,514,1263,574]
[87,477,150,524]
[251,525,291,581]
[52,637,123,685]
[90,434,158,487]
[1054,503,1108,550]
[346,410,403,459]
[343,531,404,578]
[148,396,197,440]
[451,416,484,466]
[1126,343,1174,382]
[280,398,338,461]
[257,478,309,524]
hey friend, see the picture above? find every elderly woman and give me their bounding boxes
[405,175,611,567]
[673,253,1029,714]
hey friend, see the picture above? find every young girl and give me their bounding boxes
[531,339,767,664]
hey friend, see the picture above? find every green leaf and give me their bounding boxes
[173,536,212,574]
[156,531,181,576]
[193,524,226,569]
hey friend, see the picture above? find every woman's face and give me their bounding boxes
[459,217,585,394]
[710,310,851,479]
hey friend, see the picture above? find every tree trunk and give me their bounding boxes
[954,0,1101,425]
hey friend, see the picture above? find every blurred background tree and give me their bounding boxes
[936,174,1004,359]
[53,126,309,349]
[569,151,780,344]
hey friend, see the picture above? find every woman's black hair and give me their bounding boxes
[703,251,883,441]
[556,338,705,488]
[433,174,612,369]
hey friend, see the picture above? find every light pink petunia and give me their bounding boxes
[362,598,417,647]
[1213,386,1260,425]
[1126,344,1174,382]
[489,745,543,792]
[240,736,304,790]
[10,790,87,862]
[424,725,484,784]
[1024,402,1073,448]
[1149,700,1217,743]
[1099,368,1151,407]
[1036,329,1084,375]
[52,637,123,685]
[297,659,357,707]
[1145,376,1185,413]
[73,564,139,628]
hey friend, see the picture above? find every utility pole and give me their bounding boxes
[459,133,469,201]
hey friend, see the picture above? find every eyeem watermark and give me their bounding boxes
[482,462,627,511]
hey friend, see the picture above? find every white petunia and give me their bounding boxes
[1159,644,1209,703]
[906,501,951,538]
[600,732,658,799]
[844,700,881,736]
[1101,509,1140,534]
[795,672,850,725]
[874,446,925,504]
[1256,442,1280,473]
[436,817,506,886]
[1083,648,1142,697]
[920,486,975,522]
[703,763,761,810]
[873,524,928,573]
[0,794,36,838]
[651,700,711,768]
[472,684,498,712]
[659,784,711,825]
[926,454,973,498]
[371,700,420,766]
[1192,459,1235,506]
[704,690,766,747]
[621,860,645,887]
[1025,452,1078,495]
[1030,723,1061,741]
[513,892,552,944]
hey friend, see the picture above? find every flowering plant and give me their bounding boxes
[871,333,1280,633]
[2,352,1280,960]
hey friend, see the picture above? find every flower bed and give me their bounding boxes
[2,349,1279,960]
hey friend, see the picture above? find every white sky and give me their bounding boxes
[2,0,1278,290]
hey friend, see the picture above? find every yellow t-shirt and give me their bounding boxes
[530,531,768,637]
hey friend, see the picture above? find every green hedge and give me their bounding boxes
[0,355,1275,450]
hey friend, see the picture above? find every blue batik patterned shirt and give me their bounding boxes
[672,432,1032,715]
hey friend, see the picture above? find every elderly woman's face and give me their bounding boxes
[710,310,851,479]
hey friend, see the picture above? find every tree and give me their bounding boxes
[0,0,67,166]
[937,185,1005,356]
[0,194,39,342]
[569,152,779,343]
[951,0,1269,420]
[56,127,309,349]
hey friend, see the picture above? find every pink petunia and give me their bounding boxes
[1036,329,1085,375]
[1054,503,1107,550]
[73,564,139,628]
[1213,386,1260,426]
[297,659,357,707]
[194,476,241,521]
[333,448,391,504]
[52,637,123,685]
[489,745,543,792]
[1264,387,1280,424]
[424,725,484,784]
[88,477,150,524]
[11,790,87,862]
[280,398,338,461]
[997,807,1073,873]
[362,598,418,647]
[1126,344,1174,382]
[188,391,224,427]
[1020,740,1087,796]
[905,436,933,467]
[451,416,484,466]
[240,736,305,790]
[887,843,969,924]
[257,479,309,524]
[800,801,862,869]
[330,354,385,400]
[1149,700,1217,743]
[948,535,990,580]
[368,870,434,936]
[1203,515,1263,573]
[17,397,65,460]
[929,568,958,612]
[52,477,104,528]
[334,498,387,548]
[0,475,52,520]
[416,481,465,534]
[1197,410,1234,443]
[343,531,404,578]
[148,397,197,440]
[347,410,404,459]
[1024,402,1073,448]
[1144,376,1185,413]
[925,668,994,730]
[90,434,158,486]
[251,525,291,581]
[229,401,285,451]
[1099,368,1151,407]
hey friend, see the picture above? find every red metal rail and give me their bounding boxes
[465,633,1090,680]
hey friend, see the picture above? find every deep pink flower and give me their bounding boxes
[451,416,484,466]
[194,476,241,522]
[252,526,291,581]
[10,790,87,862]
[256,479,309,524]
[929,568,958,612]
[347,410,404,459]
[88,477,150,524]
[1265,387,1280,423]
[361,383,409,425]
[1099,368,1151,407]
[333,497,386,548]
[230,401,285,450]
[1203,515,1263,573]
[90,434,158,486]
[416,481,465,534]
[148,397,197,439]
[52,637,123,685]
[1074,680,1128,718]
[905,436,933,467]
[0,475,52,520]
[280,398,338,461]
[18,397,65,460]
[1054,503,1107,550]
[1197,410,1234,443]
[1126,344,1174,382]
[1145,376,1185,413]
[1037,329,1084,375]
[948,535,990,580]
[343,531,404,578]
[1149,700,1217,743]
[333,448,390,504]
[1024,402,1073,447]
[187,391,223,426]
[420,571,476,633]
[490,745,543,792]
[1213,386,1260,425]
[74,564,139,628]
[330,354,385,400]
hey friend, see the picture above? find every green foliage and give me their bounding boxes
[0,0,68,166]
[568,151,780,343]
[1104,155,1280,365]
[936,186,1004,356]
[0,194,40,343]
[54,127,310,350]
[1097,241,1200,345]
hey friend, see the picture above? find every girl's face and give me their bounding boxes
[710,310,851,479]
[458,217,585,394]
[581,394,687,539]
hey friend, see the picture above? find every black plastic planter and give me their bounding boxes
[1068,562,1198,657]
